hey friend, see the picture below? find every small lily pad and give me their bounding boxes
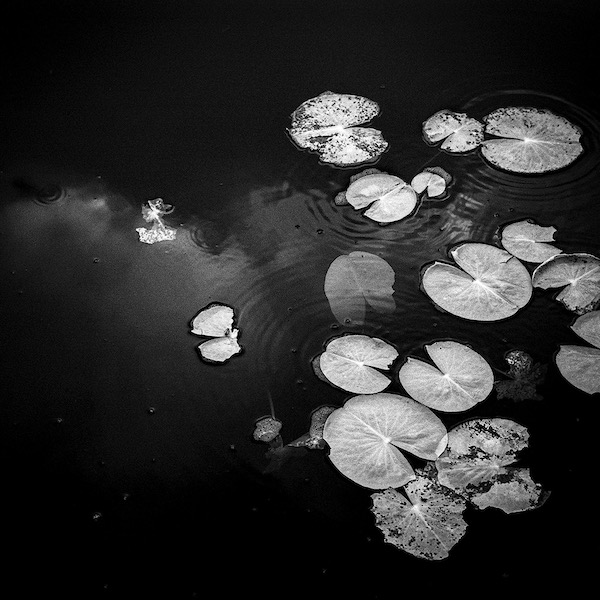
[500,220,562,263]
[422,110,484,152]
[190,303,242,364]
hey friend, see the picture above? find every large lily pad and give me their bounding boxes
[422,110,484,152]
[555,311,600,394]
[500,220,562,263]
[190,302,242,364]
[345,172,418,224]
[324,251,395,326]
[323,393,448,489]
[421,243,533,321]
[371,472,467,560]
[287,91,388,167]
[480,107,583,173]
[436,418,545,513]
[398,341,493,412]
[316,334,398,394]
[531,252,600,314]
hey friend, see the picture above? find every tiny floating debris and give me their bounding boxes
[190,302,242,364]
[136,198,177,244]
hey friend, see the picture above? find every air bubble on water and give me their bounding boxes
[316,228,324,235]
[330,323,339,330]
[122,493,130,501]
[344,318,352,324]
[93,257,100,263]
[147,407,155,414]
[296,379,303,385]
[92,512,103,522]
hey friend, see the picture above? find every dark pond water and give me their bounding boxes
[1,0,598,596]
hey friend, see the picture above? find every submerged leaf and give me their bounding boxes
[500,220,562,263]
[324,251,395,325]
[481,107,583,173]
[346,172,417,224]
[421,243,532,321]
[495,349,547,402]
[422,110,484,152]
[190,303,242,364]
[288,405,338,450]
[436,418,545,513]
[317,334,398,393]
[532,253,600,314]
[398,341,493,412]
[555,311,600,394]
[371,473,467,560]
[323,393,448,489]
[288,91,388,167]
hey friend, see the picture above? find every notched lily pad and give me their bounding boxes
[422,110,484,153]
[314,334,398,394]
[370,470,467,560]
[481,107,583,173]
[421,242,533,321]
[288,91,388,167]
[532,252,600,314]
[323,393,448,489]
[190,302,242,364]
[555,311,600,394]
[410,166,452,199]
[500,219,562,263]
[435,418,546,513]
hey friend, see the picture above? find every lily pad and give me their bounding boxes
[316,334,398,394]
[371,472,468,560]
[288,91,388,167]
[410,170,448,199]
[323,393,448,489]
[324,251,395,326]
[345,172,418,224]
[481,107,583,173]
[555,311,600,394]
[421,242,533,321]
[531,252,600,314]
[253,416,283,443]
[436,418,545,513]
[422,110,484,152]
[190,303,242,364]
[500,220,562,263]
[398,341,493,412]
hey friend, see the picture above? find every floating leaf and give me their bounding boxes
[287,91,388,167]
[555,311,600,394]
[421,243,532,321]
[532,253,600,314]
[324,251,395,325]
[436,418,545,513]
[398,341,493,412]
[316,334,398,394]
[323,393,448,489]
[481,107,583,173]
[136,198,177,244]
[334,168,384,205]
[500,220,562,263]
[410,171,447,198]
[253,416,283,443]
[371,472,467,560]
[345,172,418,224]
[495,349,547,402]
[422,110,484,152]
[190,302,242,364]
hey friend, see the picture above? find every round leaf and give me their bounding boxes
[422,109,484,152]
[323,393,448,489]
[371,475,467,560]
[191,303,235,337]
[410,171,447,198]
[531,252,600,314]
[398,341,493,412]
[481,107,583,173]
[421,243,532,321]
[555,345,600,394]
[324,251,395,326]
[318,334,398,393]
[571,310,600,349]
[500,220,562,263]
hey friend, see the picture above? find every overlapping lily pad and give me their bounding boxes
[422,110,484,152]
[315,334,398,393]
[481,107,583,173]
[323,393,448,489]
[190,303,242,364]
[410,169,449,199]
[500,220,562,263]
[436,418,545,513]
[555,311,600,394]
[398,341,493,412]
[371,472,467,560]
[532,252,600,314]
[287,91,388,167]
[324,251,395,325]
[421,243,533,321]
